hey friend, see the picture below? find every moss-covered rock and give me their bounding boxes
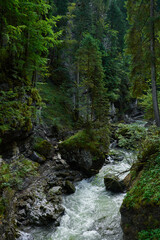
[59,130,106,176]
[33,139,53,158]
[120,137,160,240]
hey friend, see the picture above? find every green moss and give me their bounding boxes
[0,87,42,142]
[138,228,160,240]
[34,140,52,158]
[123,153,160,208]
[60,129,106,159]
[0,157,39,192]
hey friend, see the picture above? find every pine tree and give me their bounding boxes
[77,34,108,123]
[126,0,160,126]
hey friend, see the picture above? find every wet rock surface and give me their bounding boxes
[59,147,105,177]
[120,205,160,240]
[16,152,84,228]
[104,175,125,193]
[0,125,85,240]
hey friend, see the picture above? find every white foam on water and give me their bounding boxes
[28,149,136,240]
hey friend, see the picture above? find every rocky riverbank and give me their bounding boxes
[120,133,160,240]
[0,125,107,240]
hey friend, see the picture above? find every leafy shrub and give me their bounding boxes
[0,88,42,140]
[115,123,147,150]
[0,157,39,191]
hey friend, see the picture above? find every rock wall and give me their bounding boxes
[120,141,160,240]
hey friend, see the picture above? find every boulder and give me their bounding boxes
[65,180,76,194]
[59,130,105,176]
[48,186,62,195]
[30,151,46,163]
[104,175,125,193]
[60,148,105,176]
[120,205,160,240]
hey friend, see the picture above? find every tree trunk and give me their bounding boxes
[150,0,160,127]
[74,64,80,121]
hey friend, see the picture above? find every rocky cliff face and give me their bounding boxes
[121,205,160,240]
[1,126,103,239]
[120,139,160,240]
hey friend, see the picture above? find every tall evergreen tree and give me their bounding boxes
[126,0,160,126]
[77,34,108,122]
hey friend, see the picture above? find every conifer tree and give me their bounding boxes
[77,34,108,122]
[126,0,160,126]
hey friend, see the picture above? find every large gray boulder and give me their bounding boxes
[60,147,105,176]
[104,175,125,193]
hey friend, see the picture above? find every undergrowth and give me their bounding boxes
[115,123,147,150]
[37,81,73,129]
[138,228,160,240]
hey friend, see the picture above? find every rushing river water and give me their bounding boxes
[27,149,136,240]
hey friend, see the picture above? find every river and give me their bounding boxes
[26,149,136,240]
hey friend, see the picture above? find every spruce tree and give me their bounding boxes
[126,0,160,126]
[77,34,108,123]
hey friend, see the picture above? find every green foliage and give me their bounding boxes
[125,0,160,97]
[0,157,39,192]
[139,90,160,120]
[0,88,41,137]
[37,81,73,128]
[60,128,109,158]
[115,123,147,150]
[124,154,160,208]
[77,33,109,123]
[138,229,160,240]
[123,131,160,209]
[107,0,127,50]
[0,0,61,141]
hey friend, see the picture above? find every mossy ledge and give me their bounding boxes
[120,137,160,240]
[59,129,108,176]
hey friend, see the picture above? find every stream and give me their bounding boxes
[27,149,136,240]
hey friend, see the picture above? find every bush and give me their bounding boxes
[115,123,147,150]
[0,156,39,191]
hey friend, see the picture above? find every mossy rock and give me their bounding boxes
[120,139,160,240]
[33,140,52,158]
[59,130,105,176]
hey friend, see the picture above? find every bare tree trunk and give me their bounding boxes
[150,0,160,127]
[75,64,80,121]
